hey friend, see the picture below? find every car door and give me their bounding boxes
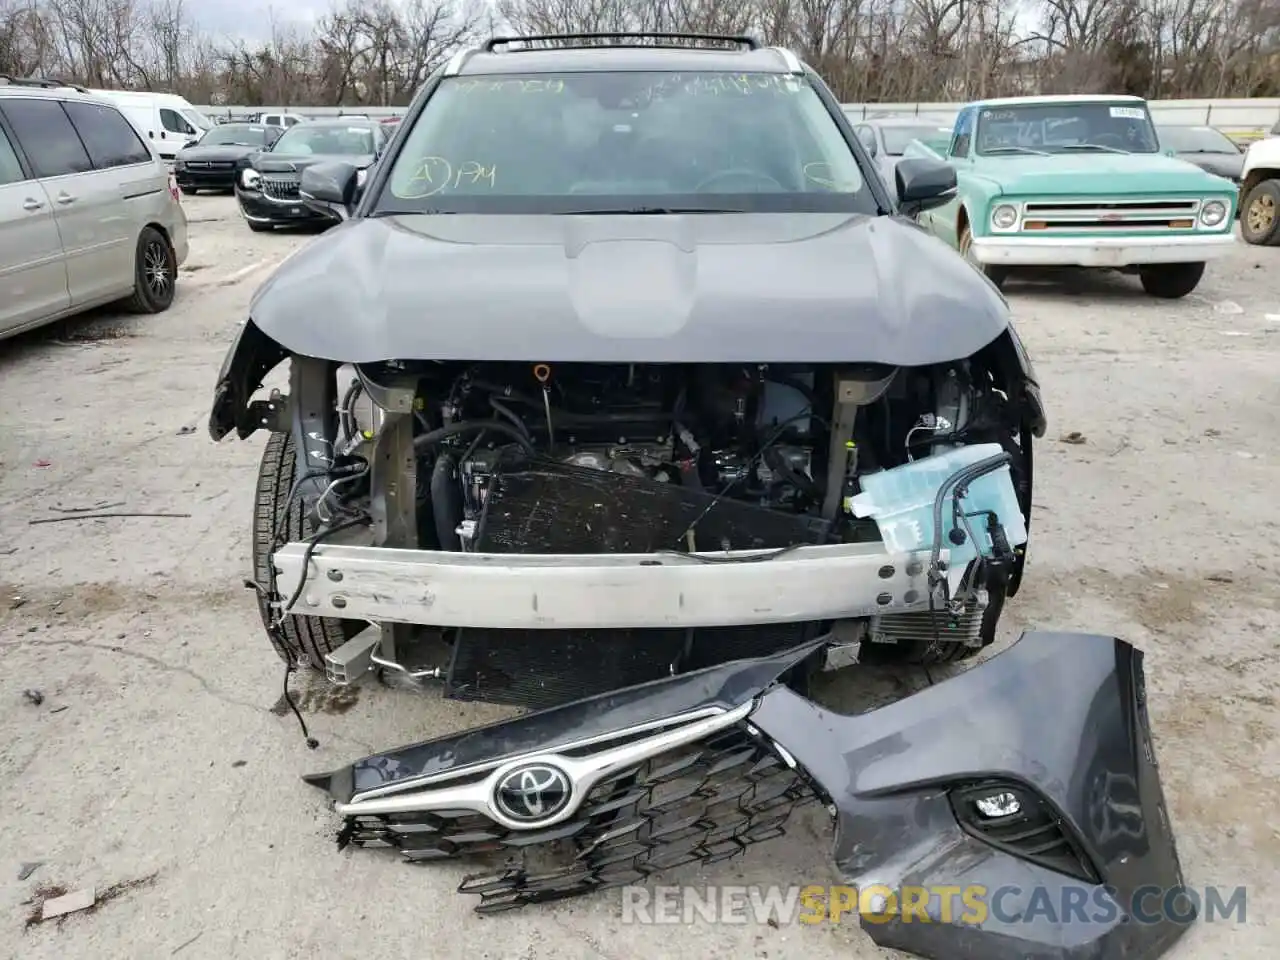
[0,110,69,335]
[1,97,133,306]
[62,99,165,297]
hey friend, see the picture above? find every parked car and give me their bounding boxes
[915,94,1238,298]
[0,76,188,340]
[1155,124,1244,183]
[847,116,955,188]
[86,88,212,161]
[174,122,283,194]
[1238,134,1280,245]
[208,33,1190,960]
[260,110,306,128]
[235,117,390,231]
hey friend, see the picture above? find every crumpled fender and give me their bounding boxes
[306,631,1191,960]
[208,318,287,441]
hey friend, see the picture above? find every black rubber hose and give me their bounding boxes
[412,418,536,455]
[430,452,464,550]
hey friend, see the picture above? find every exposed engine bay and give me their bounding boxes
[343,357,1029,558]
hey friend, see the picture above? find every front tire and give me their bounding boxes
[1241,180,1280,245]
[959,223,1009,289]
[253,431,362,668]
[125,226,176,313]
[1138,261,1205,299]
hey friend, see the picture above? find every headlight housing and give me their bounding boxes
[241,168,261,190]
[1200,199,1227,227]
[991,203,1019,230]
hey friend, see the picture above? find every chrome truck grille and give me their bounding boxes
[1020,198,1200,231]
[261,175,301,201]
[338,724,816,912]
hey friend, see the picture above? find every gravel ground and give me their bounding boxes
[1,195,1277,959]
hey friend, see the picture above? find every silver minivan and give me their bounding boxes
[0,77,189,340]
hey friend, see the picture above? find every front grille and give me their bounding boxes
[338,724,817,911]
[261,175,300,200]
[186,161,235,170]
[1020,198,1200,231]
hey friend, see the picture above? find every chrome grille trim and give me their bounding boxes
[1020,197,1202,231]
[261,175,301,201]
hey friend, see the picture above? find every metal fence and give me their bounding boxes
[197,97,1280,141]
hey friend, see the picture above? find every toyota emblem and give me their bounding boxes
[493,763,572,824]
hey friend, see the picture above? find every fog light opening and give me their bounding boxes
[974,791,1022,818]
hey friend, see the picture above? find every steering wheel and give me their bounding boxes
[693,169,785,193]
[1091,132,1129,149]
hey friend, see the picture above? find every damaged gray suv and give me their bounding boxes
[210,32,1194,960]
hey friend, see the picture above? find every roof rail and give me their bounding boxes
[0,74,91,94]
[482,32,762,53]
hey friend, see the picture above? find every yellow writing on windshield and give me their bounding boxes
[401,156,497,197]
[455,78,565,95]
[803,162,837,189]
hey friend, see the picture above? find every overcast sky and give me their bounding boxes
[190,0,330,42]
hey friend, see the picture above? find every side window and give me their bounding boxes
[63,101,152,169]
[160,108,194,135]
[0,98,93,178]
[0,124,27,185]
[263,114,279,126]
[285,117,300,127]
[950,109,973,158]
[854,125,877,154]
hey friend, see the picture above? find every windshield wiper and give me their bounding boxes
[982,146,1049,156]
[1059,143,1131,155]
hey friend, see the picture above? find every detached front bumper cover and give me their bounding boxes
[306,631,1194,960]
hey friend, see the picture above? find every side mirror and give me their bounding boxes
[300,161,360,221]
[184,139,199,149]
[895,157,957,217]
[1164,147,1176,157]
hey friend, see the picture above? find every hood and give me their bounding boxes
[178,144,261,162]
[254,152,376,174]
[985,152,1235,196]
[1176,152,1244,181]
[248,212,1011,366]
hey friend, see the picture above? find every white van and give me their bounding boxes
[87,90,213,160]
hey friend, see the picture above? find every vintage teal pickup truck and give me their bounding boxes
[911,95,1239,298]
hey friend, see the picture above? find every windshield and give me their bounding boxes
[182,107,212,131]
[198,124,273,147]
[976,102,1159,155]
[379,71,870,214]
[1157,126,1239,154]
[272,124,375,156]
[882,125,953,155]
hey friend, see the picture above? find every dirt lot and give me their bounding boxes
[1,194,1277,959]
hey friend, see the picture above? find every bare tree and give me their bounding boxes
[2,0,1277,103]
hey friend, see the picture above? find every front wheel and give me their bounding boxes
[959,223,1009,289]
[1241,180,1280,245]
[1138,262,1205,299]
[253,431,363,668]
